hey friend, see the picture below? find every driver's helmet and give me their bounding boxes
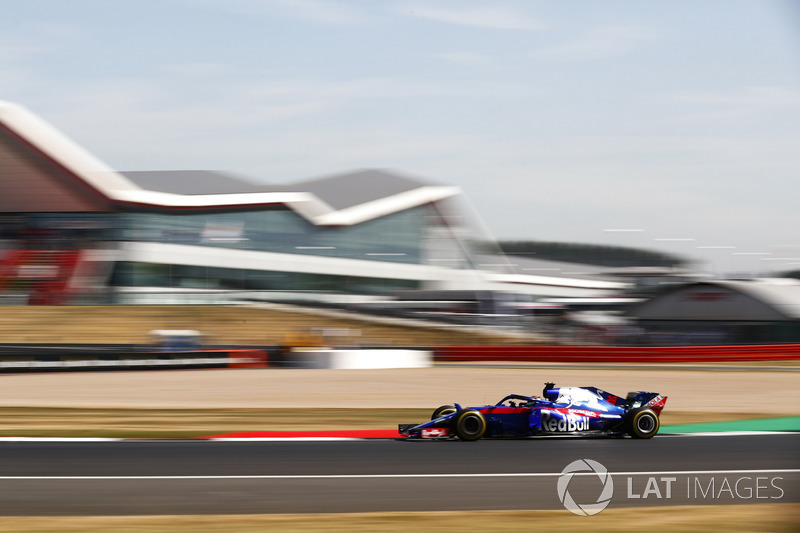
[542,382,558,401]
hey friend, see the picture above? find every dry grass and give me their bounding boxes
[0,505,796,532]
[0,407,769,438]
[0,305,534,346]
[0,407,429,438]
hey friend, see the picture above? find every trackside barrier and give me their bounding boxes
[0,349,269,373]
[286,348,432,369]
[435,345,800,364]
[226,349,268,368]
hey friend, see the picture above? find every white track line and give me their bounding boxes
[0,469,798,481]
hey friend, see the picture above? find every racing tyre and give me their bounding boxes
[627,409,660,439]
[431,405,457,420]
[455,409,486,441]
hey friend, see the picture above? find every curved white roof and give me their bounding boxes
[632,279,800,320]
[0,100,461,226]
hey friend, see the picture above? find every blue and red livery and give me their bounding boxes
[399,382,667,440]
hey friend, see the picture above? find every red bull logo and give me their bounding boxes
[543,410,590,432]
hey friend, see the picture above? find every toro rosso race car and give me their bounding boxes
[399,382,667,440]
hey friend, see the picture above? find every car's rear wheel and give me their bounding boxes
[455,409,486,441]
[431,404,457,420]
[627,409,659,439]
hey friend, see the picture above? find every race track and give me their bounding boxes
[0,434,797,515]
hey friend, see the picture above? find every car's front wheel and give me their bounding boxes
[627,409,660,439]
[431,404,456,420]
[455,409,486,441]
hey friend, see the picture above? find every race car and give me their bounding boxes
[399,382,667,440]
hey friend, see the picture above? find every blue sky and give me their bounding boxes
[2,1,800,275]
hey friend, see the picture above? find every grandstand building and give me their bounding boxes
[0,100,626,312]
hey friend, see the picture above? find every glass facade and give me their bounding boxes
[109,262,420,294]
[1,197,490,298]
[118,206,428,264]
[107,202,481,295]
[107,201,484,295]
[0,213,115,245]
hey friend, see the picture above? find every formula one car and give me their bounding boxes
[399,382,667,440]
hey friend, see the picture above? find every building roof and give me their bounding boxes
[631,279,800,321]
[122,169,436,206]
[280,169,438,211]
[0,100,135,212]
[719,279,800,319]
[122,170,265,195]
[0,100,460,226]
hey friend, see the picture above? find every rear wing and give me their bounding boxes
[626,391,668,415]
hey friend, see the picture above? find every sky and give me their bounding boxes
[2,0,800,276]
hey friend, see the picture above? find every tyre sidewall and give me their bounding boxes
[628,408,659,439]
[455,409,486,441]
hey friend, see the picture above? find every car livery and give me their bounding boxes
[399,382,667,440]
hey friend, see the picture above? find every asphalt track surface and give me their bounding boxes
[0,433,797,516]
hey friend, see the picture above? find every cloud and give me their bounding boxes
[190,0,367,25]
[24,65,532,177]
[665,86,800,124]
[0,21,82,63]
[533,25,661,61]
[671,86,800,107]
[402,3,545,30]
[240,75,526,103]
[430,51,493,66]
[0,40,43,63]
